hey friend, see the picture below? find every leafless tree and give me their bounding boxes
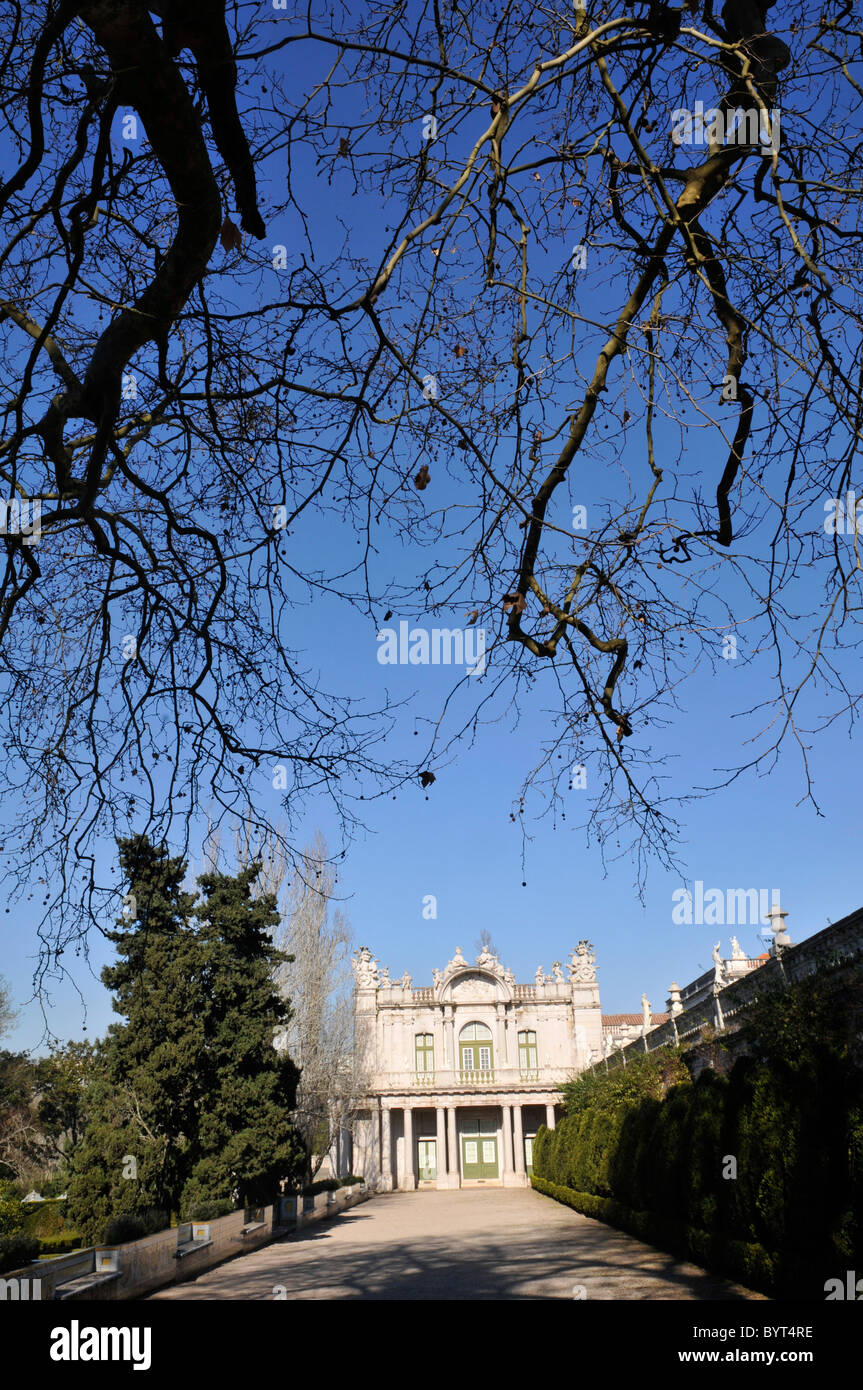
[475,927,500,958]
[2,1,862,977]
[238,826,365,1179]
[0,976,16,1041]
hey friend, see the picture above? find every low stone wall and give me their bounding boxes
[1,1184,371,1301]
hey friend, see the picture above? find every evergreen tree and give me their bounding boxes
[68,836,304,1239]
[67,836,204,1238]
[181,865,303,1211]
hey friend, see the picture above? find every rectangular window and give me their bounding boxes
[415,1034,434,1072]
[464,1140,478,1164]
[461,1046,475,1070]
[518,1031,538,1071]
[482,1139,495,1164]
[478,1046,491,1072]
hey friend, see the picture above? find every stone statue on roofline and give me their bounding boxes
[352,945,379,988]
[568,940,597,982]
[641,993,651,1031]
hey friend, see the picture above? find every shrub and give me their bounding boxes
[101,1207,168,1245]
[0,1233,40,1274]
[39,1173,71,1198]
[302,1178,339,1196]
[22,1198,68,1239]
[182,1198,234,1221]
[0,1194,24,1238]
[38,1233,84,1255]
[337,1174,363,1187]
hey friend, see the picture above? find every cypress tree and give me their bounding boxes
[181,864,303,1211]
[67,836,205,1239]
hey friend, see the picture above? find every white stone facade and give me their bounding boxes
[350,942,602,1190]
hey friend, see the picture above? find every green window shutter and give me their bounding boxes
[518,1030,537,1070]
[415,1033,434,1071]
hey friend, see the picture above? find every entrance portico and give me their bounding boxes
[376,1097,558,1190]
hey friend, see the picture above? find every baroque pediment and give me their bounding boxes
[449,971,498,1001]
[435,946,514,1003]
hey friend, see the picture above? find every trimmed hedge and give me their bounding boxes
[0,1233,40,1274]
[22,1198,70,1240]
[534,969,863,1299]
[37,1233,84,1256]
[181,1198,235,1221]
[530,1175,785,1297]
[101,1208,168,1245]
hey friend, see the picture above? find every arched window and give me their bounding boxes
[459,1021,493,1074]
[415,1033,434,1073]
[518,1029,538,1073]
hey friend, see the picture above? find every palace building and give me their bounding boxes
[349,941,602,1190]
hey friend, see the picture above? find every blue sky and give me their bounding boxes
[3,4,861,1053]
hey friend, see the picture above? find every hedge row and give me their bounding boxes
[37,1233,85,1255]
[533,973,863,1299]
[22,1198,72,1240]
[0,1233,40,1274]
[530,1174,796,1298]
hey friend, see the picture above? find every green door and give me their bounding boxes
[461,1119,499,1179]
[524,1135,534,1176]
[417,1139,437,1181]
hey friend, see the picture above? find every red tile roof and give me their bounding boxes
[602,1013,670,1026]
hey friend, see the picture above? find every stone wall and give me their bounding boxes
[0,1184,371,1301]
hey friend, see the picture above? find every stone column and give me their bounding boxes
[513,1104,526,1178]
[435,1105,447,1189]
[432,1008,444,1080]
[502,1102,519,1186]
[545,1102,556,1130]
[402,1106,416,1190]
[495,1004,506,1068]
[380,1104,393,1192]
[445,1007,455,1072]
[446,1105,459,1188]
